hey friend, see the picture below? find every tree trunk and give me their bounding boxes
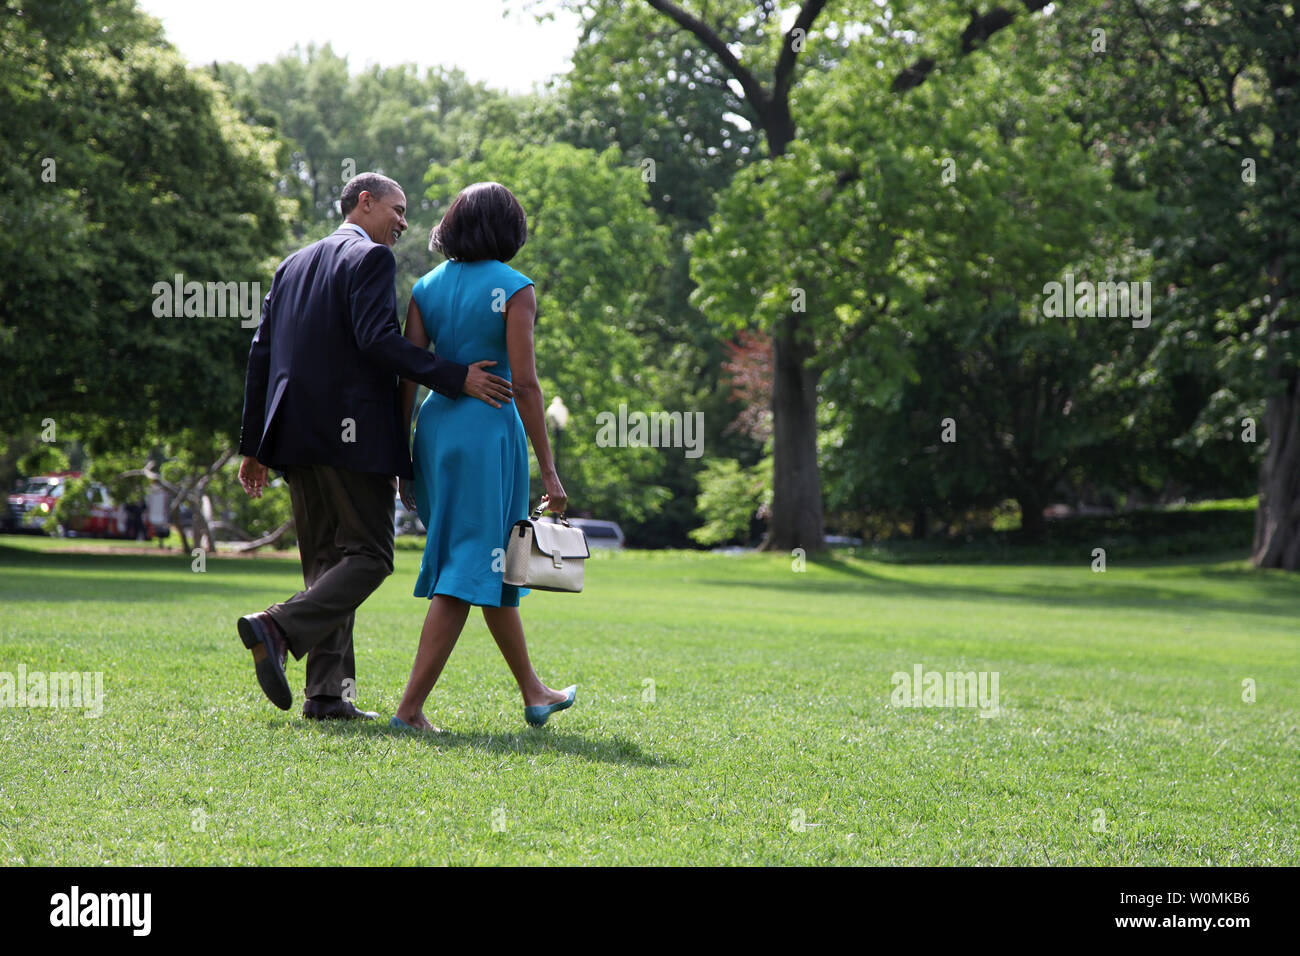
[1016,490,1047,541]
[170,501,190,553]
[1252,371,1300,569]
[191,505,214,553]
[763,312,825,552]
[198,489,217,553]
[1253,243,1298,569]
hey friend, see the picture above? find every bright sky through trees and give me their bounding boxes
[136,0,580,92]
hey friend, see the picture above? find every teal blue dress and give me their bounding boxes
[410,259,533,607]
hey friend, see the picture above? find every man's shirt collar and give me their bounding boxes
[338,222,370,241]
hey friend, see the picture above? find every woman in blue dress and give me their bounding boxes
[392,182,574,732]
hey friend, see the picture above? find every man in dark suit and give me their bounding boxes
[235,172,512,720]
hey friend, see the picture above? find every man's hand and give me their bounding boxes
[463,360,513,408]
[239,456,268,499]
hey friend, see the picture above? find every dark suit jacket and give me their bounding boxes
[239,227,467,479]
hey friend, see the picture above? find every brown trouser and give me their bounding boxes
[266,465,395,700]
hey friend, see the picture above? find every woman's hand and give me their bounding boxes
[399,476,417,510]
[537,471,567,516]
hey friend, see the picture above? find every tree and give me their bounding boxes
[1062,0,1299,567]
[423,141,675,522]
[213,50,604,362]
[0,0,289,452]
[535,1,763,231]
[698,24,1168,540]
[689,456,770,544]
[213,48,506,229]
[532,7,775,543]
[540,0,1058,551]
[219,50,737,542]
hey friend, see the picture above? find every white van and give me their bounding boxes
[568,518,625,549]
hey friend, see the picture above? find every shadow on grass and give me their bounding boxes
[0,545,300,602]
[693,551,1300,621]
[308,719,675,768]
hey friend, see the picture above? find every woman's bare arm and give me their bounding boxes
[505,286,567,514]
[401,297,429,431]
[398,298,430,507]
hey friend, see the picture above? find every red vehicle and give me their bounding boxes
[4,472,165,539]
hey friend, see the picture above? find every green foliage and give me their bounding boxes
[4,0,1275,551]
[689,456,770,545]
[16,443,71,481]
[1168,496,1258,513]
[1060,0,1300,433]
[46,475,96,535]
[530,0,763,230]
[145,433,294,547]
[423,141,676,522]
[211,47,528,299]
[0,0,290,449]
[212,462,295,545]
[850,505,1257,565]
[213,20,773,544]
[43,433,296,548]
[691,16,1257,535]
[528,1,829,543]
[214,48,503,225]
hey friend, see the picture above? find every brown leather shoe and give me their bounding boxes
[237,612,291,711]
[303,697,378,720]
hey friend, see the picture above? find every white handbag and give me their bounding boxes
[503,509,590,592]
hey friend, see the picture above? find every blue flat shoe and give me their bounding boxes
[525,685,577,727]
[390,715,443,733]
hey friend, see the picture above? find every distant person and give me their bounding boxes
[235,172,513,721]
[391,182,574,732]
[124,502,144,540]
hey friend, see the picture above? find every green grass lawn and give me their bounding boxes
[0,535,1295,865]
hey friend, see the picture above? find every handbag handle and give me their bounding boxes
[531,503,570,525]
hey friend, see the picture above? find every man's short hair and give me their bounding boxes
[429,182,527,263]
[340,173,401,216]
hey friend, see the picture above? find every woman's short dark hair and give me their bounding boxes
[429,182,527,262]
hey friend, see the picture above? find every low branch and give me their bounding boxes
[120,447,236,552]
[229,519,295,553]
[119,465,180,495]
